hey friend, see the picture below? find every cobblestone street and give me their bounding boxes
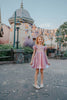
[0,59,67,100]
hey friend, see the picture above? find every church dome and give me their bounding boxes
[9,2,34,25]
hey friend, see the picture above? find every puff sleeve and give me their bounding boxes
[44,46,47,50]
[33,45,36,50]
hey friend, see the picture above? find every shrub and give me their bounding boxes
[22,46,33,54]
[0,44,13,58]
[0,44,13,49]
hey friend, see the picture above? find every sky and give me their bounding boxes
[0,0,67,29]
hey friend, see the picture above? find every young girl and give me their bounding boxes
[30,34,50,89]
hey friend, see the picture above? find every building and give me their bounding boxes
[43,29,57,48]
[0,8,10,44]
[9,1,34,47]
[0,1,57,48]
[31,25,57,48]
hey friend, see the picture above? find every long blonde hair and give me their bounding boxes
[35,34,44,45]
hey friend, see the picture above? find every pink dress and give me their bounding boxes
[31,44,48,69]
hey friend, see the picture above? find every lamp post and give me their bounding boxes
[13,11,16,48]
[50,36,53,49]
[41,28,44,36]
[16,21,21,49]
[56,34,58,50]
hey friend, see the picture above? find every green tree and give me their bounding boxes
[60,22,67,48]
[56,22,67,50]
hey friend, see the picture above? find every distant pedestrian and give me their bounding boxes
[30,34,50,89]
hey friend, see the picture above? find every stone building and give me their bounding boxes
[43,29,57,48]
[0,1,57,48]
[31,25,57,48]
[9,1,34,46]
[0,8,10,44]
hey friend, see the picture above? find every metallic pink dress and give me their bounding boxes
[31,45,48,69]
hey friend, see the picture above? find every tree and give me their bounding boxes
[60,22,67,49]
[56,22,67,50]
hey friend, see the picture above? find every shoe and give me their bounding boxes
[40,84,44,88]
[33,84,40,89]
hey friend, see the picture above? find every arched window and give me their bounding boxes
[0,27,4,37]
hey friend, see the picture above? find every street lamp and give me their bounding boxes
[50,36,53,49]
[13,11,16,48]
[56,34,59,50]
[16,21,21,49]
[41,28,44,35]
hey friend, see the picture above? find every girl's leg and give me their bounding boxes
[34,69,39,85]
[40,69,44,85]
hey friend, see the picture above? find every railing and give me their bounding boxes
[0,49,32,64]
[0,49,14,61]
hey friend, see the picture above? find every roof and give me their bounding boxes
[9,5,34,25]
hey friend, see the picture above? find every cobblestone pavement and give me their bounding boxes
[0,59,67,100]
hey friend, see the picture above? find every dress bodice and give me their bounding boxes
[33,45,47,52]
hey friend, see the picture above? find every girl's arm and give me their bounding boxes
[45,49,48,63]
[30,48,36,65]
[45,49,50,65]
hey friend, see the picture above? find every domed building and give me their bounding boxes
[9,3,34,25]
[9,1,34,46]
[8,1,57,49]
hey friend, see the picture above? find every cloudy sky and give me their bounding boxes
[0,0,67,29]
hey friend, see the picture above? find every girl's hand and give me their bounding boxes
[30,61,33,65]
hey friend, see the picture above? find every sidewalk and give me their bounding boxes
[0,59,67,100]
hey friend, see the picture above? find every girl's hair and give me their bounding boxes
[35,34,44,45]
